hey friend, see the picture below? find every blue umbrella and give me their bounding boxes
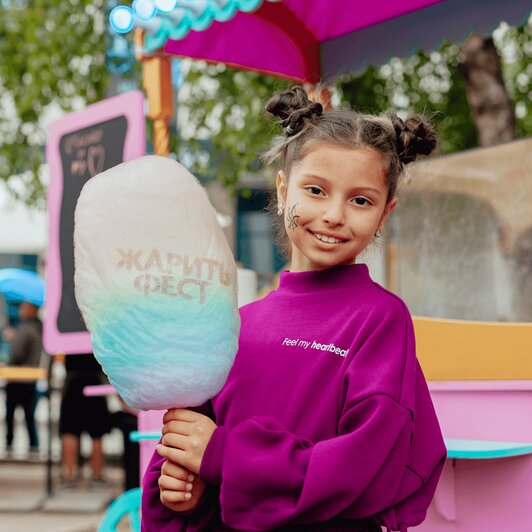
[0,268,45,307]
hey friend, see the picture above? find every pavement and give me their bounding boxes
[0,383,134,531]
[0,456,128,532]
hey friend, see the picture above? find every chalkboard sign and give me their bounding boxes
[57,116,127,333]
[45,91,145,354]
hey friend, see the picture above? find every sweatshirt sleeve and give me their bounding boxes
[141,446,187,532]
[199,302,415,530]
[141,402,219,532]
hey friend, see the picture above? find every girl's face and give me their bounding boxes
[276,142,397,272]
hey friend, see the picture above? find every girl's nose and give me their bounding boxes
[322,200,345,226]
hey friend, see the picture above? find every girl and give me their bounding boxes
[142,86,447,531]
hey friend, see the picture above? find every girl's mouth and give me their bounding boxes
[309,230,347,245]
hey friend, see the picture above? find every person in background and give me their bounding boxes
[59,352,111,488]
[112,396,140,491]
[3,301,42,455]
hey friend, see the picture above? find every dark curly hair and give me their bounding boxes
[265,86,438,201]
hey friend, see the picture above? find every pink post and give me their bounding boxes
[139,410,165,483]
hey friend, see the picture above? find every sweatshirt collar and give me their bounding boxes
[278,263,372,294]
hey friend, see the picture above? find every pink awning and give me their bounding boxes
[164,0,530,81]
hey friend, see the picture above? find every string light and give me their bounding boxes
[108,0,265,41]
[153,0,178,13]
[132,0,157,21]
[109,5,134,33]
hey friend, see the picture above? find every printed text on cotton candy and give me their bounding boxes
[117,249,232,302]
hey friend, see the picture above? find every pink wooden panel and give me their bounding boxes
[44,90,145,355]
[139,410,165,484]
[429,381,532,442]
[422,381,532,530]
[420,456,532,531]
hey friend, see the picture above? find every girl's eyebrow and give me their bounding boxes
[302,174,382,195]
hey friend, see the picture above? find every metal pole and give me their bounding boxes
[46,355,54,497]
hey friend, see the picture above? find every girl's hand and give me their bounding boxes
[157,408,217,474]
[159,460,206,513]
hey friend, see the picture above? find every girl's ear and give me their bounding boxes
[379,197,398,229]
[276,171,288,204]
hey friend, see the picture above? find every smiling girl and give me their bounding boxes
[141,86,446,531]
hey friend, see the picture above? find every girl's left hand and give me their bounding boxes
[157,408,217,474]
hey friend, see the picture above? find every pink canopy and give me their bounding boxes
[164,0,530,81]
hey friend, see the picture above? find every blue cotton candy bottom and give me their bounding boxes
[90,287,239,410]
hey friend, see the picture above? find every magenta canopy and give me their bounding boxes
[164,0,530,82]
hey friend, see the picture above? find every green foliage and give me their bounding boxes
[339,44,479,154]
[340,21,531,154]
[495,21,532,137]
[174,64,290,194]
[0,0,109,207]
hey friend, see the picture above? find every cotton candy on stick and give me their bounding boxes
[74,156,240,410]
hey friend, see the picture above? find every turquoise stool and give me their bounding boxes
[98,487,142,532]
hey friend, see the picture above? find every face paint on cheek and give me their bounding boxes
[286,203,300,230]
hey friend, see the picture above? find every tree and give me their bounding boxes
[458,34,516,145]
[0,0,109,207]
[339,22,531,151]
[338,45,480,154]
[174,66,290,192]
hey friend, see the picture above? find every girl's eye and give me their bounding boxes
[305,186,323,196]
[351,197,371,206]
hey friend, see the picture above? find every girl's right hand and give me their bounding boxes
[158,460,206,513]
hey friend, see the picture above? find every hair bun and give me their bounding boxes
[389,113,438,164]
[265,86,323,136]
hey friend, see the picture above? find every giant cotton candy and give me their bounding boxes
[74,156,239,410]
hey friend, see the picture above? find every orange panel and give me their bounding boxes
[413,317,532,380]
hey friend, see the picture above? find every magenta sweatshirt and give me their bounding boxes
[142,263,446,531]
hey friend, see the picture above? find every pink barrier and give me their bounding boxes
[419,381,532,531]
[139,410,165,483]
[82,384,117,397]
[430,381,532,442]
